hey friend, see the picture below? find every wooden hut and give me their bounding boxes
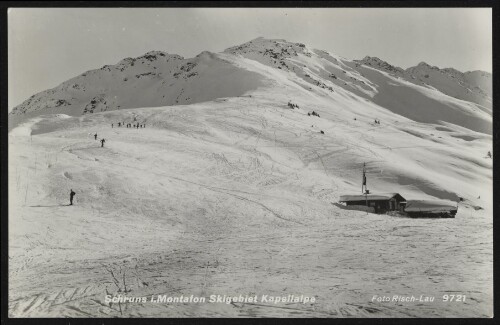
[339,193,407,214]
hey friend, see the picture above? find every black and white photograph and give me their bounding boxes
[5,5,493,318]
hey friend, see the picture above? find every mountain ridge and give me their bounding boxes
[9,37,492,134]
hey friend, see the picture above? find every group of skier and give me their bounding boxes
[93,133,106,147]
[112,122,146,129]
[94,120,147,151]
[71,119,148,205]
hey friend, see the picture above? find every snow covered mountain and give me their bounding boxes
[8,38,492,317]
[356,56,492,109]
[8,35,493,219]
[9,49,264,127]
[10,37,491,134]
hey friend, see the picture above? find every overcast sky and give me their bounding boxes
[8,8,492,111]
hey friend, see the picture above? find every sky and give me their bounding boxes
[8,8,492,111]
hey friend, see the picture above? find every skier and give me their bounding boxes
[70,189,76,205]
[112,123,114,128]
[94,133,98,140]
[487,151,492,158]
[118,122,121,127]
[100,138,105,147]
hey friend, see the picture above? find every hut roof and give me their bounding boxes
[405,200,457,213]
[339,193,406,202]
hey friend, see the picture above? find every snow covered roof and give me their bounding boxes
[405,200,457,213]
[339,193,406,202]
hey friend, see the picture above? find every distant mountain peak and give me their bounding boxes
[136,51,184,61]
[411,61,443,72]
[224,37,309,54]
[355,56,404,74]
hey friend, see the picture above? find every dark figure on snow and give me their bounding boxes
[112,123,114,128]
[320,130,325,134]
[94,133,97,140]
[487,151,492,158]
[70,189,76,205]
[118,122,121,127]
[100,138,105,147]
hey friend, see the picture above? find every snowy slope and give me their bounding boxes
[8,38,492,317]
[9,98,492,318]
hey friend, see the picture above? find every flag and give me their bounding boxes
[362,163,367,186]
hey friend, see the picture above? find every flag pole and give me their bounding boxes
[363,163,368,210]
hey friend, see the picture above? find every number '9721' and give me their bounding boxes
[443,295,466,302]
